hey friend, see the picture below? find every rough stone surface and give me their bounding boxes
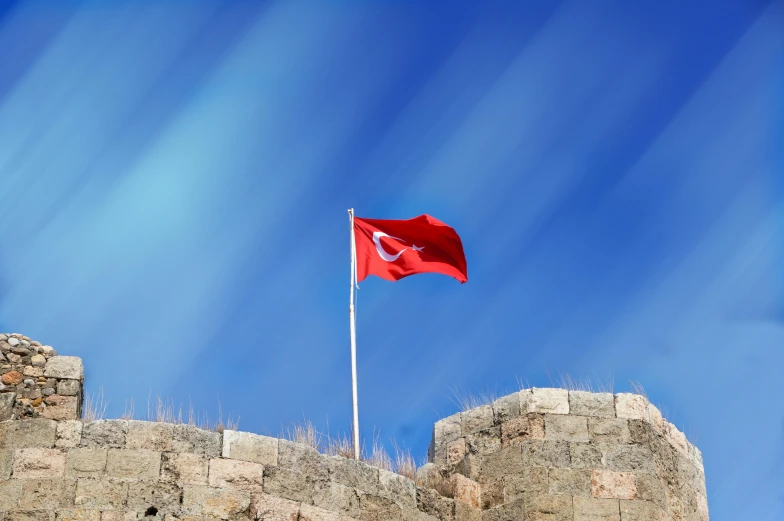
[43,357,84,380]
[171,424,221,456]
[13,448,66,478]
[55,421,83,449]
[591,470,637,500]
[160,452,208,485]
[222,430,278,466]
[529,388,569,414]
[66,448,108,478]
[545,414,589,442]
[0,393,15,421]
[614,394,649,421]
[461,406,494,435]
[126,421,173,451]
[574,497,621,521]
[500,414,544,447]
[81,421,127,449]
[570,392,616,418]
[105,449,161,480]
[549,468,592,497]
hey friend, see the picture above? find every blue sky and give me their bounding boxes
[0,1,782,518]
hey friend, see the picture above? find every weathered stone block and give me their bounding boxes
[66,449,107,478]
[74,479,128,509]
[545,414,589,442]
[81,421,127,449]
[466,428,501,456]
[19,479,76,509]
[451,474,480,509]
[221,430,278,466]
[181,485,250,518]
[614,394,649,421]
[379,468,416,509]
[663,423,688,456]
[97,511,135,521]
[500,414,544,447]
[481,499,523,521]
[628,420,655,445]
[0,419,57,449]
[359,493,403,521]
[13,448,66,478]
[570,442,605,469]
[208,457,264,491]
[277,439,329,480]
[647,405,664,434]
[54,510,102,521]
[160,452,208,486]
[528,388,569,414]
[619,500,666,521]
[42,396,79,421]
[573,497,620,521]
[549,468,592,497]
[105,449,161,480]
[56,421,83,449]
[447,438,467,465]
[262,466,313,502]
[326,456,379,491]
[43,358,83,380]
[56,381,81,397]
[0,392,15,421]
[416,487,454,521]
[126,481,182,513]
[591,470,637,499]
[298,504,341,521]
[492,392,523,425]
[524,494,572,521]
[4,512,53,521]
[605,445,654,473]
[634,475,667,510]
[454,501,482,521]
[433,415,462,453]
[478,446,523,482]
[0,479,22,510]
[171,425,220,457]
[250,492,301,520]
[502,467,548,501]
[589,418,631,444]
[313,481,361,519]
[569,392,615,418]
[461,406,494,435]
[520,440,570,468]
[125,422,173,452]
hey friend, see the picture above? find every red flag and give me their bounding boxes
[353,214,468,283]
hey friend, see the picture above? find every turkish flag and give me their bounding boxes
[354,214,468,283]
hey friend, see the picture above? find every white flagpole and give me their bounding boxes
[348,208,361,460]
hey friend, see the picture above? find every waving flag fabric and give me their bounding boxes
[353,214,468,283]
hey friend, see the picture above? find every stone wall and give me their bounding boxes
[0,334,83,422]
[428,388,709,521]
[0,334,709,521]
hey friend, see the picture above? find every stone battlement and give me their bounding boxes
[0,334,709,521]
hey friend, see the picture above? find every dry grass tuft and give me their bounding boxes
[82,387,109,421]
[449,385,499,412]
[284,418,322,451]
[628,380,649,400]
[548,372,615,393]
[416,468,455,498]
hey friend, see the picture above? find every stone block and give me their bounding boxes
[589,418,631,444]
[262,466,313,503]
[181,485,250,518]
[0,419,57,449]
[313,481,362,519]
[647,405,664,434]
[454,501,482,521]
[326,456,379,491]
[0,479,22,510]
[478,446,523,482]
[633,475,667,510]
[81,421,127,449]
[19,479,76,509]
[416,487,454,521]
[277,439,329,480]
[451,474,480,509]
[0,392,15,421]
[500,414,544,447]
[502,467,548,501]
[250,493,301,520]
[492,392,523,425]
[43,358,83,380]
[545,414,589,442]
[628,420,655,445]
[160,452,208,485]
[591,470,637,499]
[461,406,494,435]
[524,494,573,521]
[481,499,523,521]
[433,415,462,452]
[126,422,173,451]
[13,448,66,478]
[447,438,467,465]
[569,392,615,418]
[42,396,79,421]
[570,442,605,469]
[298,504,341,521]
[359,493,402,521]
[4,512,53,521]
[614,395,649,421]
[106,449,161,480]
[126,481,182,513]
[605,446,654,473]
[520,440,570,468]
[56,381,81,397]
[549,468,592,497]
[56,421,83,449]
[0,448,12,479]
[528,388,569,414]
[378,468,416,509]
[663,423,688,456]
[619,500,667,521]
[221,430,278,466]
[573,497,620,521]
[66,449,107,478]
[171,425,220,457]
[74,479,128,509]
[54,510,102,521]
[208,457,264,491]
[466,428,501,456]
[97,512,135,521]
